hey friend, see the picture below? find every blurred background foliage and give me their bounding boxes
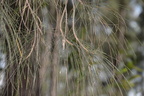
[0,0,144,96]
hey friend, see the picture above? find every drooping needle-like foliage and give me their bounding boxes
[0,0,133,96]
